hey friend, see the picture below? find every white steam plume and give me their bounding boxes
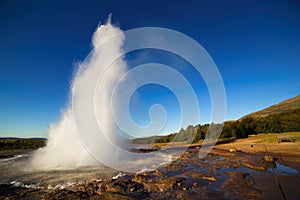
[29,18,127,169]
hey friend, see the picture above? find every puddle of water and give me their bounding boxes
[202,155,224,165]
[202,159,214,164]
[216,156,224,161]
[268,162,299,176]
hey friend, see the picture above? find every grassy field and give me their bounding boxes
[249,132,300,143]
[135,133,300,148]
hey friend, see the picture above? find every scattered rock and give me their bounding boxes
[77,185,85,192]
[229,148,241,153]
[242,162,266,171]
[96,192,134,200]
[263,155,275,163]
[202,176,216,181]
[223,172,261,199]
[96,183,105,195]
[105,183,126,193]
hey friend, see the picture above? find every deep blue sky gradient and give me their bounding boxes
[0,0,300,137]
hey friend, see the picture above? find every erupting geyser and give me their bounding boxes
[28,15,226,171]
[29,16,128,169]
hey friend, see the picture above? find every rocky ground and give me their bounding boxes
[213,135,300,170]
[1,141,300,200]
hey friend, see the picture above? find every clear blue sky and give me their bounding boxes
[0,0,299,137]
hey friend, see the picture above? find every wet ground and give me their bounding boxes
[1,146,299,199]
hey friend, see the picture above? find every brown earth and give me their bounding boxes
[213,136,300,171]
[1,138,300,200]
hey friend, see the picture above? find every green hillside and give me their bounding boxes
[133,94,300,144]
[243,95,300,118]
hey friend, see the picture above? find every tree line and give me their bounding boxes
[133,109,300,144]
[0,138,46,150]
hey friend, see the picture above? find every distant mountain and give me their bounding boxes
[242,94,300,119]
